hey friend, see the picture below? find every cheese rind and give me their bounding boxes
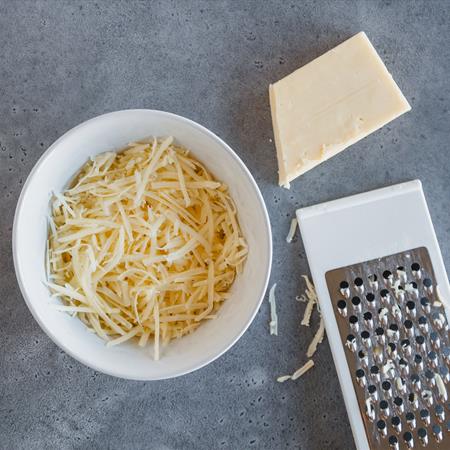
[269,31,411,188]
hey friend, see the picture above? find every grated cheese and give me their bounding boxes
[300,274,319,326]
[268,283,278,336]
[291,359,315,380]
[277,275,324,383]
[47,137,247,359]
[276,375,292,383]
[285,217,298,243]
[277,359,315,383]
[306,318,324,358]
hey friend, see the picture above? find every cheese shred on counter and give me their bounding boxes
[47,137,248,359]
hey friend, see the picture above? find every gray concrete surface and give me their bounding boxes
[1,1,449,449]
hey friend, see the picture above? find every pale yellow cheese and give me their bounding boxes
[269,32,411,188]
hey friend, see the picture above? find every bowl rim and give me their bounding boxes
[12,109,273,380]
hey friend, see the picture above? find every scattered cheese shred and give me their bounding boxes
[285,217,298,243]
[306,318,324,358]
[300,275,319,326]
[277,275,324,383]
[291,359,315,380]
[277,360,315,383]
[276,375,292,383]
[268,283,278,336]
[47,138,247,359]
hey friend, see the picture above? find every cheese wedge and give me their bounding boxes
[269,31,411,188]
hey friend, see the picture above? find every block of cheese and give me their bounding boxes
[269,31,411,188]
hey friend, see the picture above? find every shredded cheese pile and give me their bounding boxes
[46,137,248,359]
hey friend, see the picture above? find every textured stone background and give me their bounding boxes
[1,1,449,449]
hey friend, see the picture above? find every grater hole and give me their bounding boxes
[354,277,363,287]
[337,300,346,309]
[432,423,443,441]
[389,323,398,332]
[349,316,358,332]
[415,335,425,350]
[383,270,392,280]
[435,404,444,419]
[417,427,427,445]
[399,358,408,373]
[425,369,435,386]
[380,400,388,409]
[377,419,387,436]
[411,373,421,389]
[411,263,420,271]
[387,324,399,341]
[404,319,413,330]
[423,278,432,287]
[414,354,423,371]
[387,342,397,356]
[380,289,389,298]
[408,392,418,408]
[339,280,349,289]
[406,301,415,311]
[337,300,347,316]
[391,416,401,433]
[403,431,413,444]
[388,435,398,447]
[420,408,430,423]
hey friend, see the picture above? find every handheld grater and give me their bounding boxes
[296,180,450,450]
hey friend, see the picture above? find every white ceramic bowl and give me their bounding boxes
[13,109,272,380]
